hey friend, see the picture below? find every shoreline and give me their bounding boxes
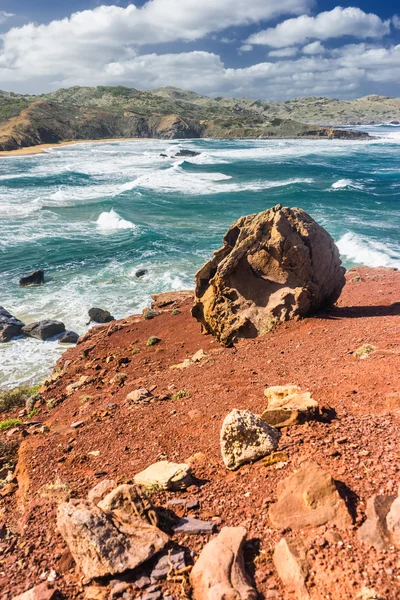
[0,137,154,157]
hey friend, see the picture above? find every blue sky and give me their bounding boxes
[0,0,399,99]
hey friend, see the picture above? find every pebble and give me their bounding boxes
[70,421,84,429]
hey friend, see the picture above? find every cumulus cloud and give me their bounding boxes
[392,15,400,29]
[239,44,253,52]
[302,41,325,54]
[268,47,298,57]
[247,7,391,48]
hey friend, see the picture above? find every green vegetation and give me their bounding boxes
[0,419,22,431]
[172,389,190,400]
[146,336,161,346]
[172,309,181,316]
[0,385,40,413]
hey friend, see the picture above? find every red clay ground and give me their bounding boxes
[1,266,399,600]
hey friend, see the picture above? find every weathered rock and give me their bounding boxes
[269,461,352,530]
[175,149,200,157]
[134,461,192,491]
[0,306,24,342]
[97,484,159,528]
[261,385,319,428]
[126,388,153,404]
[88,307,115,324]
[135,269,148,278]
[353,344,377,359]
[87,479,116,505]
[273,538,310,600]
[143,309,160,320]
[19,269,45,287]
[220,409,280,470]
[173,517,215,535]
[358,494,396,550]
[150,548,186,580]
[190,526,257,600]
[170,349,207,370]
[58,330,79,344]
[12,582,57,600]
[387,493,400,546]
[57,491,168,579]
[192,205,345,346]
[66,375,91,394]
[22,320,66,340]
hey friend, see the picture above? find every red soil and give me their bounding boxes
[1,266,399,600]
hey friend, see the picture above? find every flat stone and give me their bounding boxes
[150,549,185,580]
[387,495,400,546]
[134,461,192,491]
[70,421,84,429]
[173,517,215,535]
[269,461,352,530]
[190,526,257,600]
[261,385,319,428]
[57,495,168,579]
[134,576,151,589]
[220,409,280,470]
[273,538,310,600]
[12,583,57,600]
[358,495,396,550]
[126,389,153,404]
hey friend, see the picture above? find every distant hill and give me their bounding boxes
[1,85,396,151]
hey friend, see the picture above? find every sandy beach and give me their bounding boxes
[0,137,152,157]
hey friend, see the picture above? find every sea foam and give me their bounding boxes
[96,209,137,230]
[337,232,400,269]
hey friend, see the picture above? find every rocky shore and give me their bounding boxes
[0,206,399,600]
[0,262,399,600]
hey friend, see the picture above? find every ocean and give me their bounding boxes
[0,126,399,388]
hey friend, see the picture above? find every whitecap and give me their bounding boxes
[96,209,137,231]
[337,232,400,268]
[331,179,364,190]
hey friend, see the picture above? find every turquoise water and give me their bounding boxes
[0,127,399,387]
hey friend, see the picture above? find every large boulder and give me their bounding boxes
[220,409,280,470]
[190,526,257,600]
[0,306,24,342]
[19,269,45,286]
[134,461,193,491]
[22,320,65,341]
[192,205,345,346]
[88,307,115,324]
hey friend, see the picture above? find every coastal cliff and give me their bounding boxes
[0,86,375,151]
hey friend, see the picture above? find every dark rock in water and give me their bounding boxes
[19,269,45,286]
[135,269,148,278]
[160,153,168,158]
[174,149,200,158]
[88,307,115,324]
[22,320,66,341]
[59,330,79,344]
[0,306,25,342]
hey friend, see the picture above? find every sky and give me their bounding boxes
[0,0,399,99]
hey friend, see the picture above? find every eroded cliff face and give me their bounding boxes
[0,99,368,152]
[192,205,346,346]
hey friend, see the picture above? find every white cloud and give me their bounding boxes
[247,7,391,48]
[0,11,14,25]
[392,15,400,29]
[268,47,298,57]
[302,41,325,54]
[239,44,253,52]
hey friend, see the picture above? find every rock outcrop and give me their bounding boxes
[269,461,352,530]
[19,269,45,286]
[22,320,66,341]
[0,306,24,342]
[192,205,345,346]
[190,526,257,600]
[220,409,280,470]
[88,307,115,324]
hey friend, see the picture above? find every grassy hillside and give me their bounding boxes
[0,85,388,151]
